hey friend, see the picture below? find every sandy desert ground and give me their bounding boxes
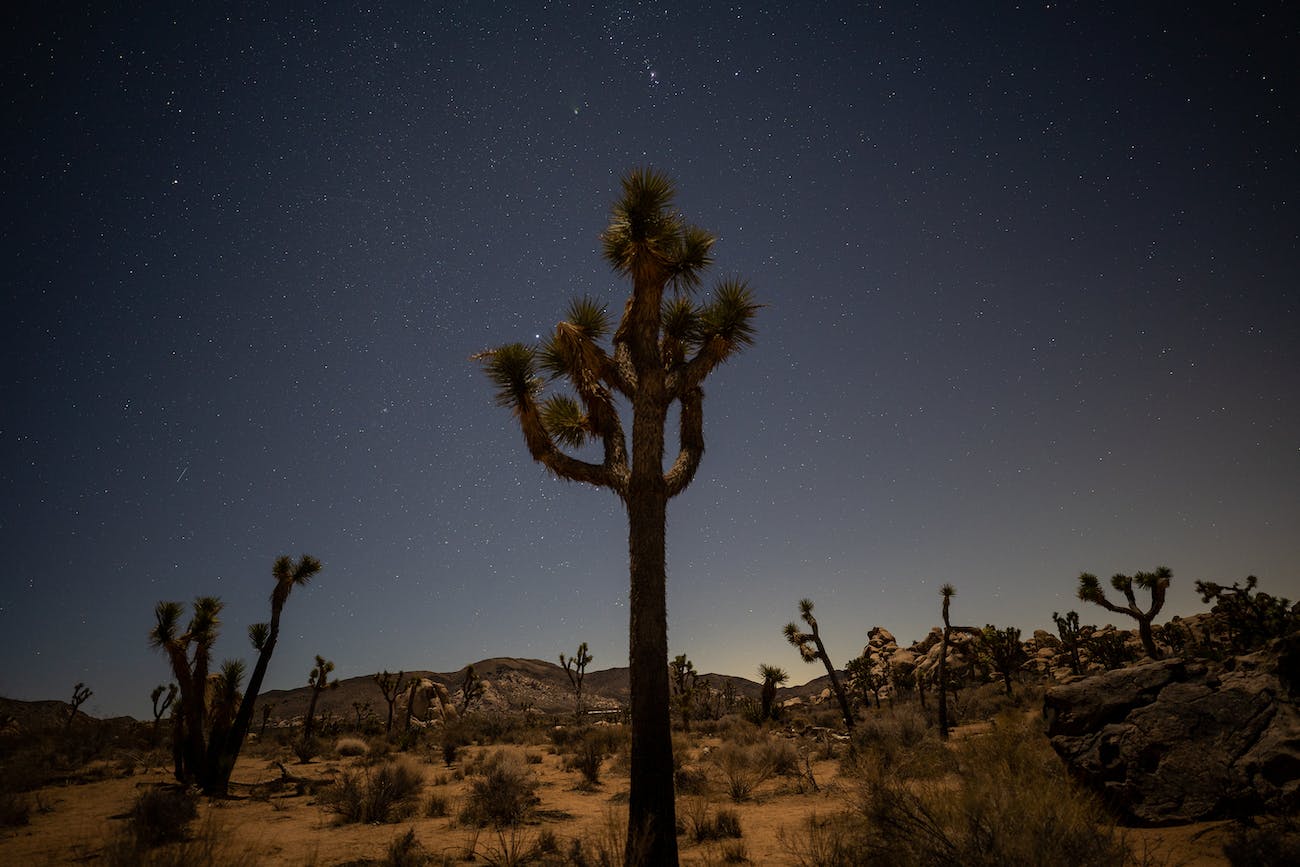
[1,723,1234,866]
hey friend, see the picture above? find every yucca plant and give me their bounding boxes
[476,168,760,866]
[373,670,405,734]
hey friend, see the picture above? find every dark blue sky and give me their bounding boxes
[4,2,1297,718]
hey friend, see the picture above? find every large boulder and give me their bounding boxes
[1044,638,1300,824]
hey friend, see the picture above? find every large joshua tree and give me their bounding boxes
[477,169,759,865]
[1077,566,1171,659]
[784,598,855,730]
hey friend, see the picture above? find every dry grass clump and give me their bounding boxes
[709,736,799,802]
[679,796,744,843]
[783,713,1141,866]
[335,735,370,757]
[321,757,424,824]
[125,786,197,847]
[458,751,540,827]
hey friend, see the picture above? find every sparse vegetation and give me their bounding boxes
[459,751,540,827]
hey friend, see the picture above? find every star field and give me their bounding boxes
[2,2,1297,718]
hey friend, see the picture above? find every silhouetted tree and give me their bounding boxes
[845,653,887,709]
[938,584,956,739]
[65,682,92,731]
[1196,575,1300,652]
[979,625,1027,696]
[476,168,759,866]
[458,665,484,715]
[151,683,177,740]
[374,670,405,734]
[150,554,321,795]
[757,664,789,721]
[560,642,593,721]
[1052,610,1085,675]
[784,599,855,730]
[669,653,699,732]
[259,701,275,736]
[1078,566,1171,659]
[303,655,338,742]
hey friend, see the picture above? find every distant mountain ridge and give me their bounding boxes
[253,656,841,724]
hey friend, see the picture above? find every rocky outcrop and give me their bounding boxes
[1045,638,1300,824]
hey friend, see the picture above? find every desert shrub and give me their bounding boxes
[103,815,260,867]
[756,738,800,777]
[846,706,950,781]
[717,715,761,745]
[680,797,744,843]
[675,764,710,795]
[127,786,197,847]
[777,812,869,867]
[384,828,430,867]
[855,716,1134,865]
[1224,816,1300,867]
[323,758,424,824]
[564,734,606,787]
[335,736,370,757]
[425,790,450,818]
[293,735,321,763]
[459,753,539,827]
[0,790,30,828]
[710,741,777,802]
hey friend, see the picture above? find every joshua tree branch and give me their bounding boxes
[664,386,704,498]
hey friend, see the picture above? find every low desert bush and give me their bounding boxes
[425,790,450,818]
[0,789,30,827]
[322,758,424,824]
[293,735,321,763]
[126,786,197,847]
[710,739,789,802]
[459,752,539,827]
[1224,815,1300,867]
[384,828,430,867]
[335,736,370,757]
[786,715,1138,866]
[680,797,744,842]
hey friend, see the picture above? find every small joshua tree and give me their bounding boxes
[938,584,956,739]
[669,653,699,732]
[303,655,339,742]
[784,599,854,730]
[845,653,887,710]
[374,670,405,734]
[979,625,1027,696]
[151,683,177,740]
[1052,610,1085,675]
[259,701,275,736]
[757,664,789,722]
[1077,566,1171,659]
[458,665,485,715]
[560,642,593,721]
[66,682,92,731]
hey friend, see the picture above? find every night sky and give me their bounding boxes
[4,3,1297,719]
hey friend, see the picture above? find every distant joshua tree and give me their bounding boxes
[1077,566,1171,659]
[757,664,789,721]
[669,653,699,732]
[476,169,760,866]
[373,670,405,734]
[1052,611,1085,675]
[66,682,92,731]
[1195,575,1300,652]
[151,683,177,738]
[845,652,887,710]
[560,642,593,721]
[979,625,1028,696]
[458,665,485,715]
[303,655,339,742]
[259,701,276,736]
[938,584,956,739]
[784,599,854,730]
